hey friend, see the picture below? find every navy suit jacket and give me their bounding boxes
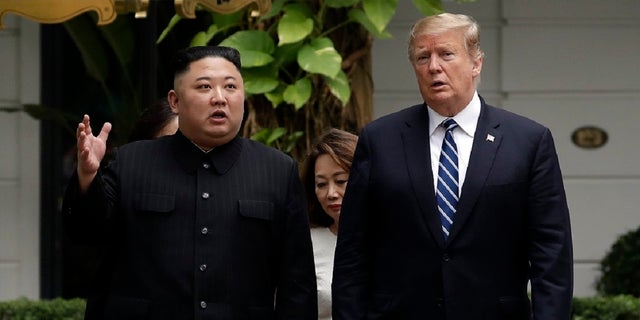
[63,131,317,320]
[332,99,573,319]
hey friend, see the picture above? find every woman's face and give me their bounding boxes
[314,154,349,225]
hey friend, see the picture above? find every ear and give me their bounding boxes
[472,56,483,77]
[167,90,179,114]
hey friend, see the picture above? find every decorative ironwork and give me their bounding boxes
[0,0,270,29]
[175,0,270,18]
[0,0,117,29]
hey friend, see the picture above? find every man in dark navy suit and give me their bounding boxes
[64,46,317,320]
[332,13,573,320]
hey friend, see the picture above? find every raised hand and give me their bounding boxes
[76,114,112,192]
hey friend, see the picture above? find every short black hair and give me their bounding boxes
[172,46,241,79]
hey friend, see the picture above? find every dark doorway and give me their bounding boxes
[38,1,200,298]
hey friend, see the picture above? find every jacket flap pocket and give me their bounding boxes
[238,200,274,220]
[134,193,175,213]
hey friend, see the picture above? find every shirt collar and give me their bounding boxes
[171,130,243,174]
[427,92,480,138]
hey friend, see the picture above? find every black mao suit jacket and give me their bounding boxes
[332,98,573,319]
[63,131,317,320]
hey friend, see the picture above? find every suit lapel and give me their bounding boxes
[400,105,446,248]
[447,103,501,244]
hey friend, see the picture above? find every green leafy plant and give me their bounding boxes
[0,298,85,320]
[572,295,640,320]
[2,295,640,320]
[158,0,475,158]
[596,226,640,297]
[7,0,477,157]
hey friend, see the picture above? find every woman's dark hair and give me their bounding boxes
[301,128,358,227]
[172,46,241,79]
[128,98,177,141]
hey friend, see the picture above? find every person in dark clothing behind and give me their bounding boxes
[128,98,178,141]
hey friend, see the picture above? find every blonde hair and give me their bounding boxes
[407,13,484,62]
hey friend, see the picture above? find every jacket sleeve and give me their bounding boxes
[527,128,573,320]
[332,127,373,320]
[62,152,119,244]
[275,160,318,319]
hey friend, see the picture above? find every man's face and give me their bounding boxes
[410,29,482,115]
[168,57,245,149]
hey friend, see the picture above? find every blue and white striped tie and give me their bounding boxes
[436,119,459,240]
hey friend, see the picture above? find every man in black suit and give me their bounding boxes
[63,46,317,319]
[332,13,573,319]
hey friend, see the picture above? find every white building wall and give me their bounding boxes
[372,0,640,297]
[0,0,639,301]
[0,15,41,300]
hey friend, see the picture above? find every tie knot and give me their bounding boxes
[442,119,458,131]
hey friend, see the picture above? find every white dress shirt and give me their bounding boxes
[427,92,481,197]
[310,227,337,319]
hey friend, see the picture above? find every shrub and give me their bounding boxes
[0,296,639,319]
[596,225,640,297]
[0,298,85,320]
[572,295,640,320]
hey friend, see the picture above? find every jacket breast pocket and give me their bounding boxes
[134,193,175,214]
[238,200,274,221]
[235,200,275,252]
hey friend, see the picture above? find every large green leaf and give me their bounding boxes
[283,78,312,110]
[219,30,275,67]
[239,50,275,67]
[250,127,285,146]
[412,0,444,16]
[362,0,398,34]
[191,24,221,47]
[219,30,275,53]
[277,3,314,45]
[244,77,280,95]
[250,127,273,144]
[325,0,360,8]
[156,14,182,44]
[348,8,392,39]
[297,37,341,78]
[323,69,351,106]
[264,85,286,107]
[266,127,286,145]
[243,68,280,94]
[272,42,303,69]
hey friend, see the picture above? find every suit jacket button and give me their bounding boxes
[199,264,207,272]
[201,192,210,199]
[200,301,207,309]
[442,254,450,262]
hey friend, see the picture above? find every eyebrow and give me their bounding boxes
[195,76,237,81]
[315,171,349,179]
